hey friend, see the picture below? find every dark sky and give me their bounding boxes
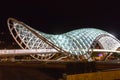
[0,0,120,48]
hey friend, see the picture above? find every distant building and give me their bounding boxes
[7,18,120,61]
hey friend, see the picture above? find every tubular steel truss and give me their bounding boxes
[7,18,70,61]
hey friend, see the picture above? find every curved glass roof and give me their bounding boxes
[35,28,112,56]
[8,18,120,61]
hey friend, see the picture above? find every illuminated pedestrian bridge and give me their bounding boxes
[6,18,120,61]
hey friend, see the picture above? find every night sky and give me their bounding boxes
[0,1,120,48]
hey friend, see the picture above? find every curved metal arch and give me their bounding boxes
[7,18,71,60]
[89,34,120,61]
[91,34,120,50]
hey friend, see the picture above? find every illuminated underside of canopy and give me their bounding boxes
[7,18,120,61]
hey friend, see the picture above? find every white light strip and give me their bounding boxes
[0,49,119,56]
[0,49,58,56]
[74,49,120,53]
[89,49,120,53]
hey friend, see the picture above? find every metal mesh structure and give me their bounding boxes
[7,18,120,61]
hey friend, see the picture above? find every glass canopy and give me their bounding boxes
[7,18,120,61]
[39,28,112,55]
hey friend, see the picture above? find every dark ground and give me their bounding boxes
[0,61,96,80]
[0,61,119,80]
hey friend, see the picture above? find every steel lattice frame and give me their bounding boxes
[7,18,69,61]
[7,18,120,61]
